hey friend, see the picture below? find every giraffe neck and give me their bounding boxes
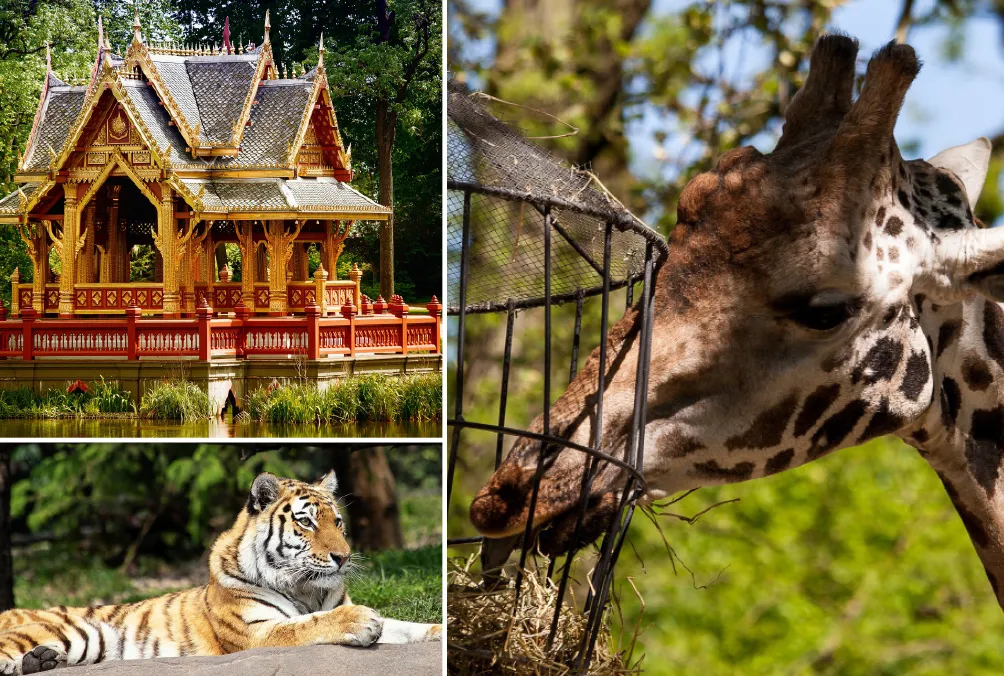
[905,295,1004,606]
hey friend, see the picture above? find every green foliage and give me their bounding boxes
[608,438,1004,674]
[349,546,442,623]
[244,374,441,424]
[139,381,212,421]
[0,381,133,418]
[129,245,156,282]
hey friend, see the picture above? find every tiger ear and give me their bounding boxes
[316,470,338,494]
[247,472,280,515]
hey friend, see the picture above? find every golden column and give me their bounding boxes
[48,184,83,317]
[151,185,193,318]
[291,242,309,281]
[104,184,123,282]
[198,225,215,306]
[181,221,208,315]
[77,201,97,283]
[264,219,303,316]
[324,219,352,279]
[15,220,48,313]
[234,221,256,310]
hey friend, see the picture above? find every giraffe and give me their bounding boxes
[468,35,1004,606]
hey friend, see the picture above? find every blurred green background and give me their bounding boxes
[0,444,442,624]
[448,1,1004,673]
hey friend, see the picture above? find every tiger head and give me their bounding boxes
[233,471,353,590]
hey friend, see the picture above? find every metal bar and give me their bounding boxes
[495,302,516,469]
[446,420,647,486]
[513,205,553,605]
[569,292,583,383]
[446,191,472,503]
[625,279,634,311]
[447,182,670,252]
[447,275,638,315]
[546,223,614,650]
[580,243,658,670]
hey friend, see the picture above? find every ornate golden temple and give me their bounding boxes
[0,10,390,319]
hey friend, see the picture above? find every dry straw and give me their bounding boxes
[447,552,643,675]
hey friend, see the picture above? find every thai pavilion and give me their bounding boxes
[0,11,439,390]
[0,11,392,321]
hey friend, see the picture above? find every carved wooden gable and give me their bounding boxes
[67,92,157,177]
[295,109,350,180]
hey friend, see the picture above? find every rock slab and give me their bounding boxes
[71,643,442,675]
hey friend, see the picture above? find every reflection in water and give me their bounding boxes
[0,418,441,438]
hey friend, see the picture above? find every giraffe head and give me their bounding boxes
[471,35,1002,556]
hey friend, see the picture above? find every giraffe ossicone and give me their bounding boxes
[470,34,1004,606]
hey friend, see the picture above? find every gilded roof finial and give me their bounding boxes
[133,4,142,43]
[45,42,51,74]
[282,63,288,79]
[317,32,325,70]
[97,15,104,53]
[263,9,271,44]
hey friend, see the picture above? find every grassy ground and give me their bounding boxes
[13,544,441,624]
[12,492,443,624]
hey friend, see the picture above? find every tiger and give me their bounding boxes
[0,471,441,674]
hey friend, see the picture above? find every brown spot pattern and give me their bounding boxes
[724,392,799,450]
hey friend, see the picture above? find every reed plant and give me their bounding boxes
[245,374,442,424]
[139,381,212,421]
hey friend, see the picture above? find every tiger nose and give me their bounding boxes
[330,553,345,566]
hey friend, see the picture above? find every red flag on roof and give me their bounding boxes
[223,16,232,54]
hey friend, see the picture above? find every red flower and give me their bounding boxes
[67,380,88,395]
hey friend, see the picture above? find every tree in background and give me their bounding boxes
[173,0,443,301]
[448,1,1004,671]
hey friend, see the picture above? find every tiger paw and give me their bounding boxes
[20,646,64,674]
[341,606,384,647]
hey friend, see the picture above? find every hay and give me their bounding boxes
[447,553,640,675]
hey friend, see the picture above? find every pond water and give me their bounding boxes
[0,418,441,439]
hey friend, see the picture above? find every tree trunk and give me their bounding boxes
[376,99,395,299]
[215,243,228,279]
[0,450,14,610]
[342,448,403,551]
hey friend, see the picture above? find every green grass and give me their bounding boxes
[0,379,135,419]
[244,374,442,424]
[350,546,442,623]
[11,542,441,623]
[139,381,212,421]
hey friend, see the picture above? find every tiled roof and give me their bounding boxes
[212,80,312,168]
[187,58,259,145]
[180,178,390,214]
[0,183,39,214]
[22,89,86,171]
[121,80,190,157]
[149,57,202,132]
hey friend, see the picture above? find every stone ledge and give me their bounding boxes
[72,642,442,675]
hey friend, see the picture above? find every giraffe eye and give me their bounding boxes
[788,300,859,331]
[777,292,861,332]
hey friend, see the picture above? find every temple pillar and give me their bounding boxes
[15,220,48,315]
[255,242,268,283]
[324,219,352,279]
[198,228,216,306]
[104,185,123,282]
[77,202,96,283]
[180,232,197,317]
[57,185,79,317]
[264,219,303,316]
[153,185,181,317]
[291,242,309,281]
[235,221,256,311]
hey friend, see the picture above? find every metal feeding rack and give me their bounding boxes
[446,81,669,671]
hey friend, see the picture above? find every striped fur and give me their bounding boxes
[0,472,441,674]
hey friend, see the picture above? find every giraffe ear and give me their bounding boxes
[928,137,992,206]
[929,225,1004,303]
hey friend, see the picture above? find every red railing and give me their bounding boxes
[0,297,442,361]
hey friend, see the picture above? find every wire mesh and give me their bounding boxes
[447,81,669,672]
